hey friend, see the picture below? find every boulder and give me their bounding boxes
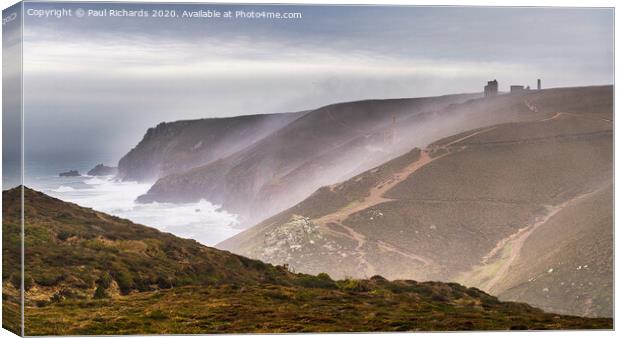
[59,170,81,177]
[87,164,117,176]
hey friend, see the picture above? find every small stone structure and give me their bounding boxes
[484,80,498,97]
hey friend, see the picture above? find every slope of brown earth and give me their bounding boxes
[491,183,613,317]
[218,86,612,317]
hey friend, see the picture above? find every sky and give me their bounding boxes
[11,2,615,162]
[3,2,22,188]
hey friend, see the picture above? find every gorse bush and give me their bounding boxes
[93,286,109,299]
[317,272,332,281]
[110,268,134,294]
[294,273,336,289]
[96,272,112,289]
[35,272,65,287]
[337,277,370,292]
[147,309,168,320]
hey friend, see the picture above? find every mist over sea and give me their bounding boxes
[24,154,241,246]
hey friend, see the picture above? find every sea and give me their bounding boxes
[24,154,242,246]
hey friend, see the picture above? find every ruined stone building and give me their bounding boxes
[484,80,498,96]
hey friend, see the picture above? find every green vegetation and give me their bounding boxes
[24,282,611,335]
[2,187,613,335]
[2,186,22,335]
[3,188,299,300]
[93,286,109,300]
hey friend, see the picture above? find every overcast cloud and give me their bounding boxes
[17,3,613,160]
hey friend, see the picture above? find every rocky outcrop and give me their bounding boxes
[87,164,117,176]
[59,170,80,177]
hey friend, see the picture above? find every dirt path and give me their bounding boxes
[454,101,611,291]
[538,112,562,122]
[316,150,433,229]
[317,99,609,282]
[483,186,607,292]
[314,127,499,275]
[483,204,562,292]
[376,240,433,265]
[342,224,376,276]
[443,126,498,147]
[315,150,436,275]
[526,97,612,123]
[526,98,611,124]
[556,111,612,123]
[538,111,612,124]
[320,125,499,229]
[316,106,586,278]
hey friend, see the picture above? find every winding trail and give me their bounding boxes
[376,240,433,265]
[315,150,436,275]
[483,183,609,292]
[312,100,609,279]
[538,112,563,122]
[474,101,611,291]
[442,126,498,147]
[316,150,434,228]
[526,100,611,124]
[539,111,612,123]
[483,204,562,292]
[314,126,500,276]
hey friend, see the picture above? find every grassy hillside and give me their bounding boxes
[1,187,611,335]
[4,187,297,300]
[218,86,613,317]
[2,187,21,336]
[25,281,611,335]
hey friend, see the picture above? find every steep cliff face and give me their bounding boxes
[136,93,507,226]
[88,164,117,176]
[117,112,305,182]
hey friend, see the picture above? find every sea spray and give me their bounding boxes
[34,175,241,246]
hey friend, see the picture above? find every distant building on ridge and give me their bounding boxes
[484,78,541,96]
[484,80,498,96]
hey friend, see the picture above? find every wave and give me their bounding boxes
[52,185,76,193]
[83,177,107,185]
[42,176,241,246]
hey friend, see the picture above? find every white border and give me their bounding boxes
[0,1,616,338]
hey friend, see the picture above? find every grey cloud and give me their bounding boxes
[19,3,613,161]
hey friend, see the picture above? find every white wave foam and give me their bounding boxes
[43,176,241,246]
[52,185,75,193]
[83,177,107,185]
